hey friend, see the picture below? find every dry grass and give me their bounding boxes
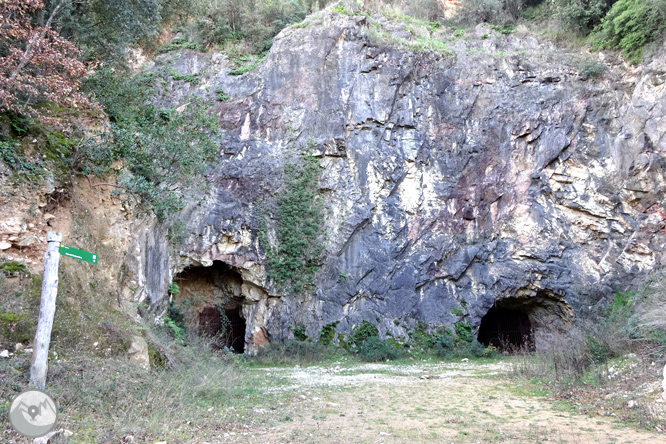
[1,334,243,443]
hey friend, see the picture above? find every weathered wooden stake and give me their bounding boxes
[30,231,62,389]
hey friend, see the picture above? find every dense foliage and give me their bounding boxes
[592,0,666,63]
[187,0,329,52]
[260,151,324,295]
[40,0,193,65]
[0,0,93,124]
[79,69,219,220]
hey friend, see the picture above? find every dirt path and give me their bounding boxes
[213,361,664,444]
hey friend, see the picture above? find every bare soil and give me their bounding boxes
[213,361,665,444]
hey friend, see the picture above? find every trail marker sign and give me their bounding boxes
[59,245,98,264]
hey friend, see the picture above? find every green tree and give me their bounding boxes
[78,69,219,220]
[592,0,666,63]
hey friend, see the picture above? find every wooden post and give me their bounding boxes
[30,231,62,389]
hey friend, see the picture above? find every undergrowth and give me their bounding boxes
[259,148,324,295]
[510,276,666,431]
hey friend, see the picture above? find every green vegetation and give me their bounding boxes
[290,324,309,341]
[578,56,606,79]
[79,69,219,221]
[215,88,230,101]
[0,312,34,343]
[318,321,339,345]
[158,36,204,53]
[260,149,324,295]
[169,69,200,83]
[550,0,615,33]
[332,3,352,15]
[591,0,666,63]
[358,336,401,362]
[486,22,515,34]
[0,261,29,276]
[180,0,329,58]
[228,54,267,75]
[453,321,475,344]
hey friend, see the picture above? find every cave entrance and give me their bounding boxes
[477,290,574,352]
[477,307,533,351]
[172,260,248,353]
[199,307,246,353]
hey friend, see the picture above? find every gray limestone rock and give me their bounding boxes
[125,10,666,353]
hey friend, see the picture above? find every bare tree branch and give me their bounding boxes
[10,0,68,79]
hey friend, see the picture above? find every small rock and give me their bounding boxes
[43,213,56,221]
[0,241,11,250]
[627,400,637,408]
[0,350,9,358]
[17,235,37,247]
[461,358,469,362]
[25,348,33,353]
[126,336,150,369]
[15,343,24,351]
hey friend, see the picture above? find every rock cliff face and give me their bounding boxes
[127,10,666,353]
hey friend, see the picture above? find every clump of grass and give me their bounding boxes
[358,336,402,362]
[169,69,200,83]
[1,328,241,442]
[215,88,229,101]
[0,261,29,276]
[578,57,606,80]
[253,339,340,366]
[228,54,266,75]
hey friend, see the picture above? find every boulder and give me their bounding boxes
[126,336,150,369]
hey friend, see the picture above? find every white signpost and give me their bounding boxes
[30,231,98,389]
[30,232,62,390]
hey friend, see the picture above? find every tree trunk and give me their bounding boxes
[30,231,62,390]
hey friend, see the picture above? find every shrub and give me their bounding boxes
[318,321,339,346]
[551,0,615,33]
[578,57,606,79]
[164,303,186,340]
[290,324,309,341]
[592,0,666,63]
[634,273,666,355]
[350,320,379,347]
[358,336,401,362]
[453,321,474,344]
[456,0,522,25]
[79,69,219,221]
[254,339,334,365]
[0,261,29,276]
[260,149,324,294]
[0,312,35,344]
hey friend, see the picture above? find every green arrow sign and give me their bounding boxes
[59,245,98,264]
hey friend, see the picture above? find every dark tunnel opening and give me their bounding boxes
[199,307,246,353]
[477,306,533,352]
[173,260,248,353]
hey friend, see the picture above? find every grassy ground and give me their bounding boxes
[2,345,665,443]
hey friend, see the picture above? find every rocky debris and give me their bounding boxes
[15,343,24,351]
[126,336,150,369]
[17,235,38,247]
[0,349,9,358]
